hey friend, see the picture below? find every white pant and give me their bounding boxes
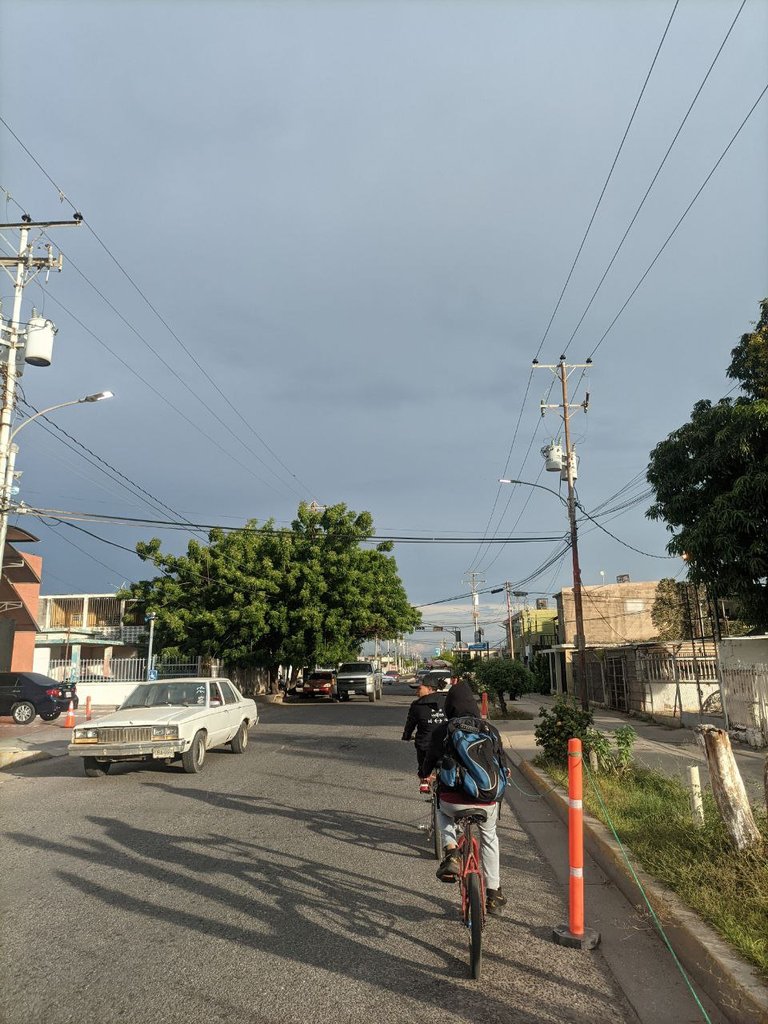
[437,800,500,890]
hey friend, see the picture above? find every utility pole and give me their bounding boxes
[0,215,81,580]
[504,582,514,657]
[535,356,591,709]
[464,570,485,647]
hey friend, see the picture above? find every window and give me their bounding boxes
[219,680,238,705]
[209,682,224,705]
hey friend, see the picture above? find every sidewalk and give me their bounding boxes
[0,707,114,769]
[495,694,768,1024]
[498,693,766,805]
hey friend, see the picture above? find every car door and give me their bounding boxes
[206,681,232,746]
[218,680,243,738]
[0,673,20,714]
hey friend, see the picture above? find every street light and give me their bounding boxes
[500,475,589,709]
[0,391,115,577]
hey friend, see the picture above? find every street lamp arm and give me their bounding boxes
[10,391,113,442]
[499,478,568,507]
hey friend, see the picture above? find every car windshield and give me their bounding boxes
[338,663,372,673]
[121,682,207,708]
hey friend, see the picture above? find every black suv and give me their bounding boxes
[0,672,79,725]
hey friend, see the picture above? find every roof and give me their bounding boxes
[6,525,39,544]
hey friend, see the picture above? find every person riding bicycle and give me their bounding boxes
[419,679,509,917]
[401,675,447,774]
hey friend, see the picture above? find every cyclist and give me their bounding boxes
[419,679,509,916]
[401,676,447,775]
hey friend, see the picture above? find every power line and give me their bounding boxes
[587,79,768,360]
[562,0,748,358]
[0,118,315,499]
[532,0,681,363]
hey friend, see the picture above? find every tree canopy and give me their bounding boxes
[647,300,768,628]
[122,502,421,683]
[472,657,536,712]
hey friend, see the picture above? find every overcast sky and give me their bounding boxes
[1,0,766,654]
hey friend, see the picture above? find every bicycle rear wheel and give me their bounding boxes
[431,788,445,861]
[466,872,483,979]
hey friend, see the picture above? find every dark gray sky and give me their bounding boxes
[1,0,766,653]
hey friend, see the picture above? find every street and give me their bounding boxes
[0,689,637,1024]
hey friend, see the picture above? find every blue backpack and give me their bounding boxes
[439,715,507,802]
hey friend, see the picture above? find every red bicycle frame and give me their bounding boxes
[457,819,486,925]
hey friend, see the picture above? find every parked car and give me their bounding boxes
[335,661,383,702]
[67,677,257,777]
[296,670,336,699]
[0,672,79,724]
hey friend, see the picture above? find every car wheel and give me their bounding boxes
[40,709,62,721]
[83,757,110,777]
[231,721,249,754]
[368,691,375,703]
[11,702,36,725]
[182,731,206,774]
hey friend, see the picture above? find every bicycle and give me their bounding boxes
[455,810,487,980]
[420,774,444,861]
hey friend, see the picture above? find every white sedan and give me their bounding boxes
[68,677,258,777]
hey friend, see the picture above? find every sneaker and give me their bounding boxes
[486,887,508,916]
[436,848,461,883]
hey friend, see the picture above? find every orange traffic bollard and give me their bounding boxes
[85,695,92,721]
[552,738,600,949]
[481,691,489,719]
[63,700,76,729]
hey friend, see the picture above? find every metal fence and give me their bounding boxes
[720,665,768,747]
[47,658,201,683]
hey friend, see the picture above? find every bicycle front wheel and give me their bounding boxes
[431,789,445,861]
[466,872,483,980]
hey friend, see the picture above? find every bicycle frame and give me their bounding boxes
[457,817,486,926]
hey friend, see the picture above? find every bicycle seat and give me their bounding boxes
[457,811,488,825]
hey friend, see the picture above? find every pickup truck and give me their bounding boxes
[336,661,383,703]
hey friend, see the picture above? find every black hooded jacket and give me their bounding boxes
[402,691,447,750]
[419,680,508,785]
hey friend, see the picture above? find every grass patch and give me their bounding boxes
[490,706,534,721]
[539,758,768,978]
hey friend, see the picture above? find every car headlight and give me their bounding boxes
[151,726,179,740]
[73,728,99,743]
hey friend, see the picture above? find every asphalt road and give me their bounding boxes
[0,687,638,1024]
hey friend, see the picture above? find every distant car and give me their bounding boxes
[297,670,336,699]
[410,669,452,691]
[67,677,257,777]
[0,672,79,724]
[382,673,397,685]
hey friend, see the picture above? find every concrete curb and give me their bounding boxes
[507,749,768,1024]
[0,748,54,769]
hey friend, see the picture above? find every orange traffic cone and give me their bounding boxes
[85,695,92,721]
[63,700,75,728]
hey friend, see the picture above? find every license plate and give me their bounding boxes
[63,691,71,698]
[152,748,169,758]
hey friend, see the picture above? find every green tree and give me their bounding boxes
[650,578,711,641]
[472,657,536,714]
[647,300,768,629]
[122,502,421,691]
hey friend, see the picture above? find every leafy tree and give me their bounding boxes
[122,502,421,691]
[647,300,768,629]
[651,578,710,641]
[472,657,536,714]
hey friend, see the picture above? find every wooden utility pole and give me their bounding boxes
[504,582,513,657]
[536,358,591,709]
[696,725,762,852]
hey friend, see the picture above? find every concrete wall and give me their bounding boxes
[557,581,659,647]
[76,681,140,706]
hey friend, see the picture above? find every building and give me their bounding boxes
[33,593,144,680]
[546,579,661,694]
[0,525,42,672]
[509,603,558,664]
